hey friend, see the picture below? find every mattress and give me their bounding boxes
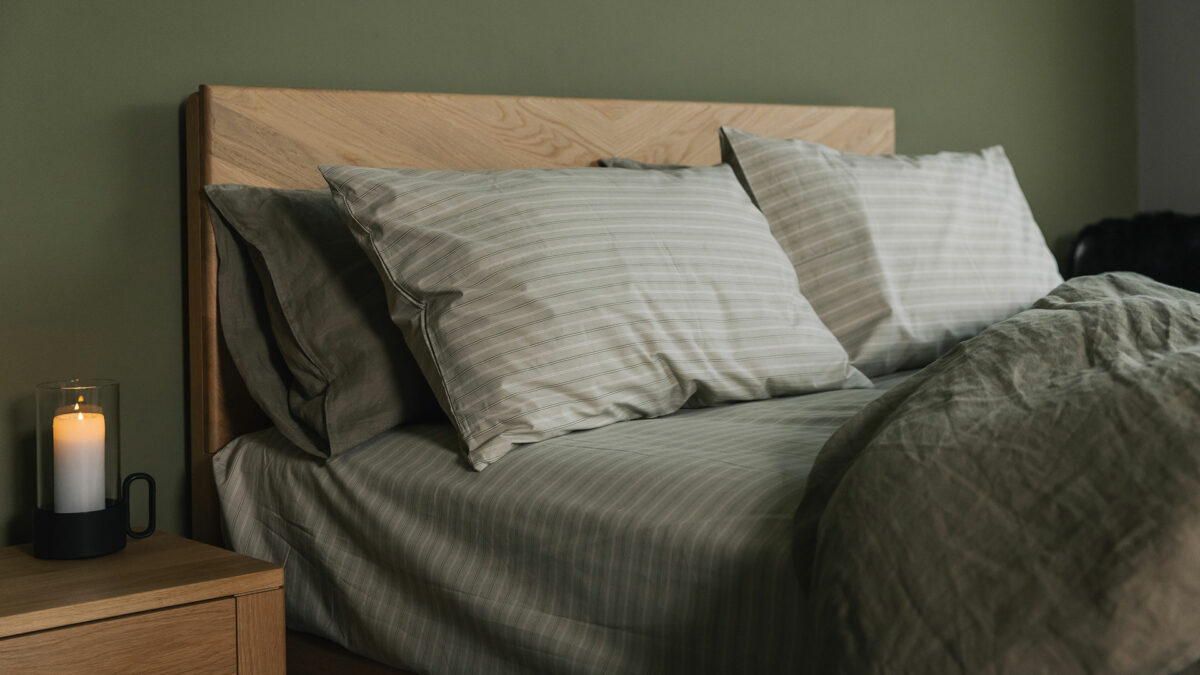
[213,372,914,674]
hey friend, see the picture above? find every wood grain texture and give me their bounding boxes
[187,92,270,546]
[202,86,894,189]
[0,532,281,638]
[237,589,286,675]
[0,598,236,674]
[287,630,409,675]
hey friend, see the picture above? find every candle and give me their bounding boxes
[52,397,107,513]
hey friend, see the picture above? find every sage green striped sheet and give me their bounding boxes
[213,371,914,675]
[321,164,869,469]
[721,127,1063,377]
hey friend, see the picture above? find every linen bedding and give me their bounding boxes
[213,372,913,675]
[320,163,867,469]
[794,273,1200,674]
[719,127,1064,378]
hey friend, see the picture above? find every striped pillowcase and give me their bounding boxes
[721,127,1063,376]
[322,164,870,469]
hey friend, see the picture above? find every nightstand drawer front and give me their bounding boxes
[0,597,236,674]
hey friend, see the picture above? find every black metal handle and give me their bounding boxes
[122,473,156,539]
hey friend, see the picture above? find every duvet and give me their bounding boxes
[794,272,1200,674]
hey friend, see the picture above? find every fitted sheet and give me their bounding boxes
[214,372,913,674]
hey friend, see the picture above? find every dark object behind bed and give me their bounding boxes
[1069,211,1200,292]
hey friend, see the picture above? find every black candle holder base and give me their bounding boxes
[33,502,127,559]
[32,473,156,559]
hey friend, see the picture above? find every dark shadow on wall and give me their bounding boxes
[1052,233,1076,278]
[5,397,37,544]
[99,100,193,537]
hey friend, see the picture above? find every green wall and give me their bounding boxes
[0,0,1136,545]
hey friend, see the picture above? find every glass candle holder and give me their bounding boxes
[34,378,155,559]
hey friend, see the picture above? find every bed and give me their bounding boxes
[185,85,896,673]
[185,86,1200,675]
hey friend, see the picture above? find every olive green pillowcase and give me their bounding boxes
[596,158,694,170]
[206,185,441,458]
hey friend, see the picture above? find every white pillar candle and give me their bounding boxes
[52,401,107,513]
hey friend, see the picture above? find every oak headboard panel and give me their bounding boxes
[184,84,895,545]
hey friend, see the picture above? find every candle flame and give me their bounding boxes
[73,396,84,419]
[77,412,84,420]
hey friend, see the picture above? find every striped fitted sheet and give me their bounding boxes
[213,371,914,675]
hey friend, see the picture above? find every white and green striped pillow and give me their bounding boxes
[322,164,869,469]
[721,127,1063,377]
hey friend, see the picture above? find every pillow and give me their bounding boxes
[597,158,693,170]
[321,164,870,469]
[209,204,324,456]
[206,185,441,458]
[720,127,1063,376]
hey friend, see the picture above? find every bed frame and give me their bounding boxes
[184,84,894,671]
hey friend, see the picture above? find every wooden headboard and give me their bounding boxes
[184,84,895,545]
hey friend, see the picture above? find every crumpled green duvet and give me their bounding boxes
[794,272,1200,674]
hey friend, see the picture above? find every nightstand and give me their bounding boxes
[0,532,284,673]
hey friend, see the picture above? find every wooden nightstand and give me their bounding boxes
[0,532,284,674]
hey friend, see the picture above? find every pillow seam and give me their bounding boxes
[330,186,424,309]
[330,182,473,451]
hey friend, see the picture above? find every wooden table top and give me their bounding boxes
[0,532,282,638]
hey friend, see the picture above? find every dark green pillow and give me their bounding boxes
[596,158,695,170]
[206,185,441,458]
